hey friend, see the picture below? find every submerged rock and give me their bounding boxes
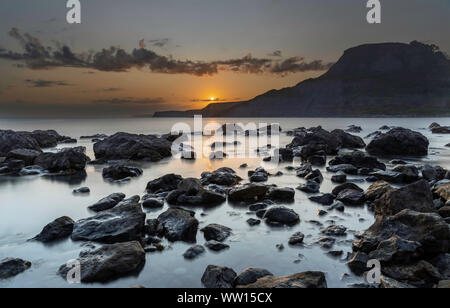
[146,174,183,193]
[309,193,335,205]
[320,225,347,236]
[73,187,90,194]
[266,187,295,202]
[228,183,270,203]
[157,207,199,242]
[297,180,320,194]
[58,241,145,283]
[201,168,241,186]
[0,258,32,279]
[32,216,74,243]
[201,265,237,288]
[183,245,205,260]
[102,165,143,181]
[166,178,226,206]
[238,271,327,288]
[366,128,429,156]
[201,224,232,242]
[205,240,230,251]
[263,206,300,225]
[288,232,305,245]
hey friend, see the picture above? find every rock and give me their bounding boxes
[392,165,420,183]
[366,128,429,156]
[336,189,365,206]
[80,133,108,139]
[379,125,391,130]
[438,206,450,218]
[438,280,450,288]
[309,193,335,206]
[0,258,31,279]
[374,180,435,216]
[346,125,363,133]
[181,151,196,160]
[364,181,393,201]
[6,148,41,166]
[228,183,270,203]
[330,129,366,148]
[435,182,450,202]
[422,165,446,182]
[142,197,164,209]
[146,174,183,194]
[248,202,269,212]
[167,178,226,206]
[329,201,345,212]
[277,148,294,162]
[201,265,237,288]
[429,122,441,129]
[88,193,126,212]
[205,241,230,251]
[327,250,344,257]
[239,163,248,168]
[368,236,422,264]
[347,252,369,275]
[382,260,441,288]
[102,165,143,181]
[288,126,340,155]
[248,167,269,183]
[32,216,74,243]
[305,169,323,183]
[354,209,450,255]
[157,207,199,242]
[331,173,347,183]
[380,276,415,288]
[370,170,406,184]
[315,237,336,249]
[266,187,295,202]
[201,224,232,242]
[296,164,313,178]
[233,268,273,286]
[317,210,328,216]
[307,155,326,166]
[72,200,145,243]
[0,130,42,157]
[238,271,327,288]
[73,187,90,194]
[320,225,347,236]
[297,180,320,193]
[58,241,145,283]
[431,126,450,134]
[93,132,173,162]
[201,168,241,186]
[326,164,358,175]
[183,245,205,260]
[247,218,261,226]
[263,206,300,225]
[288,232,305,245]
[332,182,363,196]
[255,209,267,218]
[329,151,386,170]
[25,130,74,148]
[209,151,227,160]
[34,147,90,173]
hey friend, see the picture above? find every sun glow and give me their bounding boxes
[210,97,215,101]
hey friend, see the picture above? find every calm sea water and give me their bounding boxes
[0,117,449,288]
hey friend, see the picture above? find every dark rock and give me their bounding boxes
[146,174,183,193]
[264,206,300,225]
[255,209,267,218]
[336,189,365,206]
[368,236,422,264]
[434,182,450,202]
[181,151,196,160]
[205,240,230,251]
[201,265,237,288]
[392,165,420,182]
[142,197,164,209]
[209,151,227,160]
[93,132,172,162]
[315,237,336,249]
[248,167,269,183]
[239,163,248,168]
[347,252,369,275]
[309,193,335,206]
[327,164,358,175]
[32,216,74,243]
[266,187,295,202]
[317,210,328,216]
[58,241,145,282]
[80,134,108,139]
[379,125,391,130]
[329,151,386,170]
[288,232,305,245]
[102,165,143,181]
[201,224,232,242]
[88,193,126,212]
[157,207,199,242]
[364,181,393,201]
[0,258,31,279]
[73,187,90,194]
[331,129,366,148]
[296,164,313,178]
[6,148,41,166]
[72,200,145,243]
[366,128,429,156]
[331,173,347,183]
[332,182,363,196]
[201,168,241,186]
[183,245,205,260]
[34,147,90,173]
[288,126,340,155]
[320,225,347,236]
[247,218,261,226]
[329,201,345,212]
[167,178,226,206]
[381,260,441,288]
[238,271,327,288]
[297,180,320,193]
[431,126,450,134]
[305,169,323,183]
[422,165,447,182]
[248,202,269,212]
[0,130,42,157]
[438,206,450,218]
[374,180,435,216]
[26,130,74,148]
[234,268,273,286]
[346,125,363,133]
[228,183,269,203]
[307,155,326,166]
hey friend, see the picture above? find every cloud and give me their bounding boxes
[148,38,170,48]
[268,50,282,57]
[0,28,334,76]
[92,97,166,105]
[102,87,123,92]
[190,98,229,102]
[25,79,72,88]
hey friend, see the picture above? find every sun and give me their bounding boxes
[210,97,216,101]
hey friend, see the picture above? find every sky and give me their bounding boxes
[0,0,449,117]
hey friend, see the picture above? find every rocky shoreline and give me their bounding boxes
[0,122,449,288]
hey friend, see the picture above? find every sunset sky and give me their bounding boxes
[0,0,449,117]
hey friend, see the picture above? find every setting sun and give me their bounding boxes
[210,97,215,101]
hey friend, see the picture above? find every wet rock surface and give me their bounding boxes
[0,258,32,279]
[366,128,429,156]
[32,216,75,243]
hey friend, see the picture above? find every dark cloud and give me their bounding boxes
[268,50,282,57]
[25,79,72,88]
[148,38,170,48]
[93,97,166,105]
[190,98,228,102]
[102,88,123,92]
[0,28,333,76]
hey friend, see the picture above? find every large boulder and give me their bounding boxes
[0,130,41,156]
[72,200,145,243]
[201,265,237,288]
[58,241,145,283]
[330,129,366,149]
[156,207,199,242]
[364,181,394,201]
[32,216,74,243]
[228,183,270,203]
[201,168,241,186]
[102,165,143,181]
[329,151,386,170]
[353,209,450,255]
[166,178,226,206]
[368,236,423,264]
[366,128,429,156]
[381,260,442,288]
[88,193,126,212]
[288,126,340,155]
[374,180,435,216]
[34,147,90,173]
[0,258,31,279]
[23,130,74,148]
[238,271,327,288]
[146,174,183,193]
[336,189,365,206]
[6,148,41,166]
[263,206,300,225]
[93,132,173,162]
